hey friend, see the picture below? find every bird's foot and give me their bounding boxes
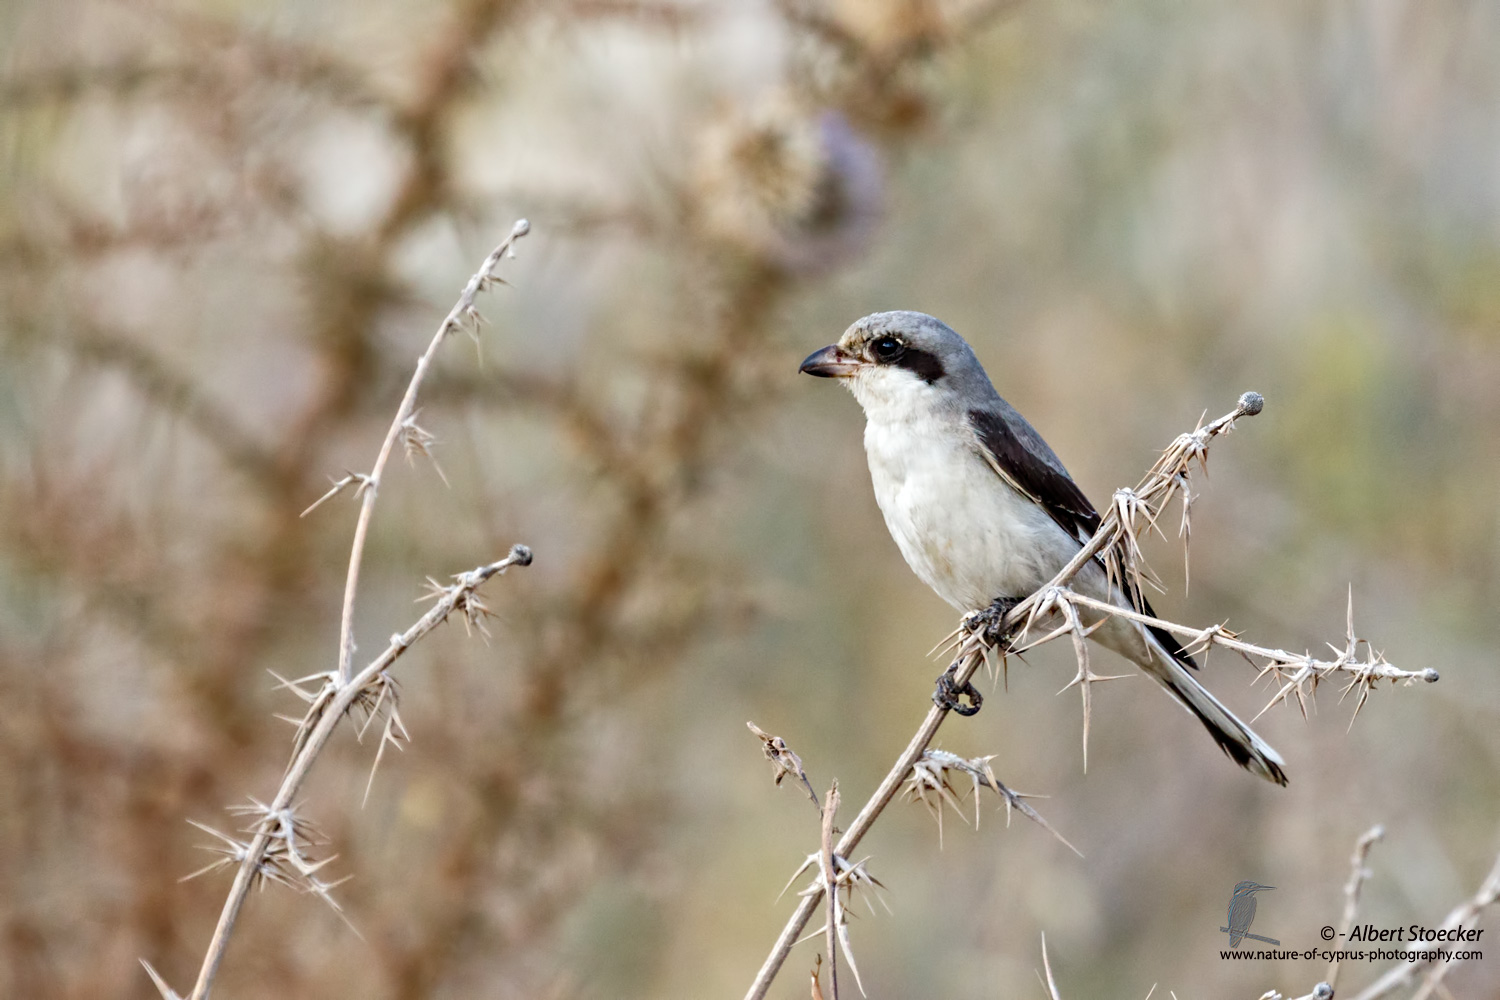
[933,662,983,716]
[963,596,1022,648]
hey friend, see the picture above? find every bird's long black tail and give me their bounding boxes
[1145,639,1289,786]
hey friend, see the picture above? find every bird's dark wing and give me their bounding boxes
[967,407,1100,543]
[966,406,1198,670]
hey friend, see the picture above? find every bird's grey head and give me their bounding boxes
[798,311,994,418]
[1232,882,1275,896]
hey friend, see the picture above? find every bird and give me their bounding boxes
[799,310,1288,785]
[1226,881,1275,945]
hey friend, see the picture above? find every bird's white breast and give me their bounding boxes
[862,410,1078,611]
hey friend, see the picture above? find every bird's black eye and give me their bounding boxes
[872,336,903,361]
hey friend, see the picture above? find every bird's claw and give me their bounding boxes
[933,663,983,716]
[964,596,1022,648]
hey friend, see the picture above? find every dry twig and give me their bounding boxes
[820,780,840,1000]
[331,218,530,684]
[1328,824,1385,992]
[750,729,890,997]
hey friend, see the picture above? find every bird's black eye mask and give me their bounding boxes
[868,335,945,384]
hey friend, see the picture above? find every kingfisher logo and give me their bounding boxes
[1216,880,1487,966]
[1221,881,1280,946]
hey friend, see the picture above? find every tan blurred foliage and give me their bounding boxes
[2,1,1499,998]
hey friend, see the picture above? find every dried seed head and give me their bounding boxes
[747,721,818,808]
[691,96,881,272]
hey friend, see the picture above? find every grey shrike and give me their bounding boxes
[800,310,1287,785]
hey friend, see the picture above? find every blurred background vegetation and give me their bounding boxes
[2,0,1498,997]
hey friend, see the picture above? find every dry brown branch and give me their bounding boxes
[0,5,383,113]
[151,6,388,110]
[774,0,1021,66]
[9,318,281,489]
[750,734,892,1000]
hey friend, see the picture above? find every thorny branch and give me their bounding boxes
[1052,590,1436,727]
[138,231,536,1000]
[745,392,1436,1000]
[901,749,1077,855]
[756,728,1062,996]
[747,740,1066,996]
[332,218,531,685]
[144,545,531,1000]
[819,780,840,1000]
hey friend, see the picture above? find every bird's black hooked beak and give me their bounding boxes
[799,345,862,378]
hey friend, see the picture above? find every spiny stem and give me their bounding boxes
[334,219,529,684]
